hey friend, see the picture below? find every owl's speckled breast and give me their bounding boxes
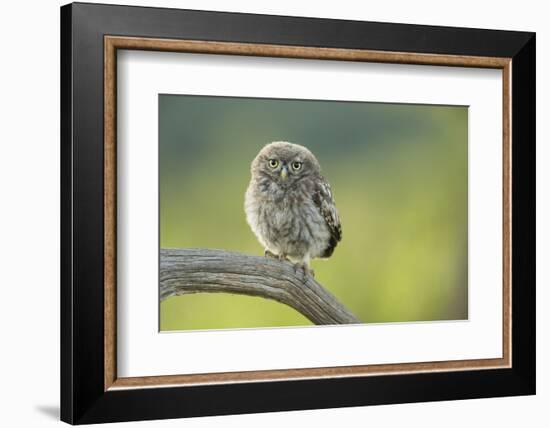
[244,177,331,264]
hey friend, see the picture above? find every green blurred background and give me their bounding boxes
[159,94,468,331]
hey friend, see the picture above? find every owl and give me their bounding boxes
[244,141,342,276]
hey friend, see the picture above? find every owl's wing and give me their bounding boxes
[313,176,342,258]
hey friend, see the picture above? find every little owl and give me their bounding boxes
[245,141,342,276]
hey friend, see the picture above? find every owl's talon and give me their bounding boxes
[265,250,292,264]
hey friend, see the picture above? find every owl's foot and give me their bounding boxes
[294,263,315,278]
[265,250,291,263]
[277,253,290,262]
[264,249,278,259]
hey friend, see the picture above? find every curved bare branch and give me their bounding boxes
[160,248,361,325]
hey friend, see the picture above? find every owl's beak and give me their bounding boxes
[280,165,288,180]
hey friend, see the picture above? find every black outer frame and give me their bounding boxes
[60,2,535,424]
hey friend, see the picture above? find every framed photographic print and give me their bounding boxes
[60,2,535,424]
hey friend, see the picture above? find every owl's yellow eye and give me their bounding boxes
[291,161,302,171]
[268,159,279,168]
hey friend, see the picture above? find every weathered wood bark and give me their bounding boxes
[160,248,361,325]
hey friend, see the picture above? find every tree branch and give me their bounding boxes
[160,248,361,325]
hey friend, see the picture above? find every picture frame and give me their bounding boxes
[60,2,535,424]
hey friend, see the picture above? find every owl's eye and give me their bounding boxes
[268,159,279,168]
[291,161,303,171]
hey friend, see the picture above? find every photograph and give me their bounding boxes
[159,94,468,331]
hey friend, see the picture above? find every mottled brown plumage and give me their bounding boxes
[244,141,342,274]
